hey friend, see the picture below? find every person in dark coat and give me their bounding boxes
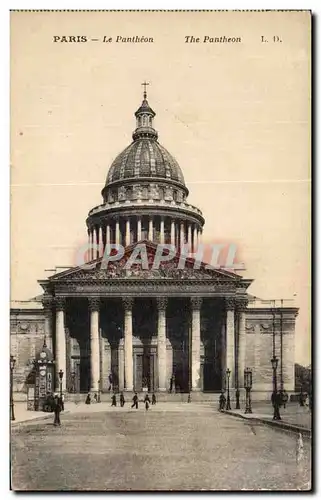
[271,391,281,420]
[281,390,288,409]
[219,392,226,411]
[131,392,138,409]
[120,392,125,407]
[144,394,150,410]
[108,373,113,392]
[85,393,91,405]
[111,393,117,407]
[53,395,62,426]
[152,393,156,405]
[299,390,306,407]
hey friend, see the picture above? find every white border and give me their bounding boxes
[2,2,317,498]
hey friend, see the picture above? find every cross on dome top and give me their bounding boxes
[141,80,150,99]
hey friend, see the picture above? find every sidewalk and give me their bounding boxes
[11,402,76,426]
[11,400,217,425]
[222,402,311,436]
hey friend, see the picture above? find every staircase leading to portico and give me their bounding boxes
[65,392,221,404]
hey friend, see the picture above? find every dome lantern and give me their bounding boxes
[133,83,158,141]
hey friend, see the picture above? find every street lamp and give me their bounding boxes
[71,371,76,393]
[10,356,16,421]
[271,356,281,420]
[225,368,231,410]
[235,386,240,410]
[97,379,101,403]
[244,367,253,414]
[58,369,64,400]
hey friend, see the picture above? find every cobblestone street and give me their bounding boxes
[11,404,311,491]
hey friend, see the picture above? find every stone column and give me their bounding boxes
[191,297,202,391]
[55,297,66,392]
[123,298,134,391]
[115,219,120,245]
[193,225,198,252]
[220,318,226,389]
[125,218,131,246]
[106,223,110,245]
[90,229,94,261]
[148,217,153,241]
[42,295,53,351]
[226,298,236,388]
[157,297,167,391]
[187,224,192,251]
[89,298,100,392]
[93,227,98,260]
[137,217,142,241]
[170,220,175,246]
[99,226,103,258]
[237,298,248,390]
[180,221,185,248]
[87,229,91,263]
[118,346,125,391]
[160,217,165,244]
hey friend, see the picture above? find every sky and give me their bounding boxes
[10,10,310,365]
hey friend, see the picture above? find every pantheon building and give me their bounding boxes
[10,90,298,400]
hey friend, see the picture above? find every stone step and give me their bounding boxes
[64,391,222,403]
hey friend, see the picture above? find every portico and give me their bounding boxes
[40,253,251,395]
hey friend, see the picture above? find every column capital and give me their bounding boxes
[123,297,134,311]
[191,297,202,310]
[88,297,100,312]
[54,297,66,311]
[42,295,54,313]
[156,297,168,311]
[236,297,249,312]
[225,297,236,311]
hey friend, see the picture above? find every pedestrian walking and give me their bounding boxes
[282,390,288,409]
[85,393,91,405]
[108,373,113,392]
[120,392,125,407]
[131,392,138,409]
[111,393,117,407]
[144,393,150,411]
[53,395,62,426]
[169,374,175,393]
[219,391,226,411]
[299,390,306,407]
[152,393,156,405]
[271,391,281,420]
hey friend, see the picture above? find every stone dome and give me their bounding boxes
[87,89,204,255]
[105,139,186,186]
[103,92,186,196]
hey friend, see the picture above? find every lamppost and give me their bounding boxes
[235,386,240,410]
[10,356,16,421]
[71,371,76,393]
[225,368,231,410]
[244,367,253,414]
[97,379,101,403]
[271,356,281,420]
[58,369,64,400]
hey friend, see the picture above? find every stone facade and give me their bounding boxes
[10,92,298,400]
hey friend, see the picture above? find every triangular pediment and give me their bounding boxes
[45,240,246,283]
